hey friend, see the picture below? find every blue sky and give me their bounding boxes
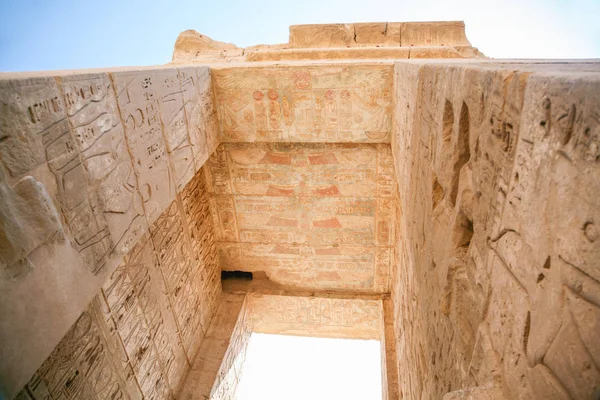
[0,0,599,72]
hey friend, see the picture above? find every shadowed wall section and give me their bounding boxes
[391,61,600,399]
[14,168,221,400]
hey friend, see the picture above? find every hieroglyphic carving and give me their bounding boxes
[380,299,400,400]
[16,163,222,399]
[179,166,222,336]
[390,61,600,400]
[149,200,204,361]
[208,142,397,293]
[494,74,600,399]
[15,298,142,400]
[0,77,66,177]
[177,294,249,400]
[213,65,393,143]
[112,71,175,225]
[62,73,147,267]
[101,235,174,399]
[102,231,190,397]
[179,67,219,171]
[248,294,380,339]
[0,74,145,275]
[152,70,196,191]
[209,295,250,400]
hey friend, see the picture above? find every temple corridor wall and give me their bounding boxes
[0,66,219,399]
[2,54,599,400]
[390,61,600,399]
[14,168,222,400]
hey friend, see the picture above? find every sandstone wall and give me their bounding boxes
[206,142,397,293]
[212,64,394,143]
[390,60,600,399]
[0,66,219,399]
[248,293,381,339]
[179,293,251,400]
[14,167,222,400]
[2,53,599,400]
[172,22,484,63]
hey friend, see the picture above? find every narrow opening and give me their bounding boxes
[236,333,382,400]
[221,270,253,281]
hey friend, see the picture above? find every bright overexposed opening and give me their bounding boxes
[236,333,382,400]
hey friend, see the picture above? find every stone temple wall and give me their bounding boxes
[0,66,219,399]
[1,22,599,399]
[391,60,600,399]
[14,166,222,400]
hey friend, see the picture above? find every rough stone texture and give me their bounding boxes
[172,22,485,63]
[207,142,397,293]
[381,299,400,400]
[15,165,222,400]
[2,21,600,400]
[178,294,250,400]
[390,60,600,399]
[247,294,381,339]
[0,67,218,398]
[0,172,62,280]
[212,64,394,143]
[443,383,506,399]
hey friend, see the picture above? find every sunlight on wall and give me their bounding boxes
[236,334,382,400]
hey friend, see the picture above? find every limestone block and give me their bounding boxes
[172,29,242,62]
[172,22,484,63]
[245,46,412,61]
[212,65,393,143]
[60,73,147,264]
[209,142,397,293]
[0,77,64,177]
[179,66,220,171]
[150,69,197,191]
[354,23,388,45]
[385,23,403,46]
[111,70,177,226]
[289,23,354,48]
[0,173,62,280]
[248,294,381,339]
[0,75,114,275]
[15,297,143,400]
[401,21,471,47]
[101,232,189,397]
[408,47,472,59]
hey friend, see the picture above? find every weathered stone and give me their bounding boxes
[0,173,62,280]
[1,21,599,400]
[172,21,484,63]
[212,64,394,143]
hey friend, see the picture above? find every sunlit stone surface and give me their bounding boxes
[1,21,599,400]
